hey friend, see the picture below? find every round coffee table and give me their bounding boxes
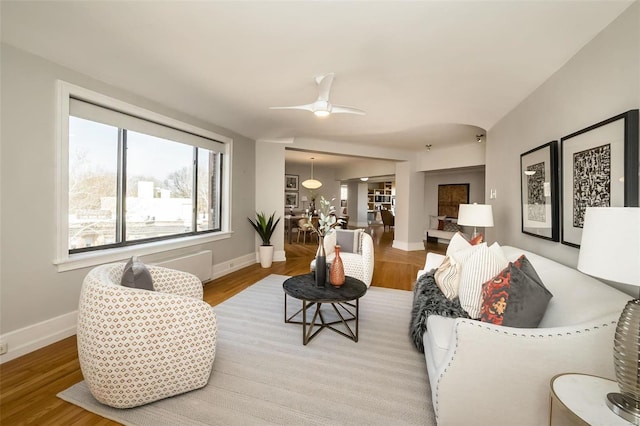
[283,273,367,345]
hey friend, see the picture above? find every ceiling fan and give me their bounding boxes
[270,73,365,117]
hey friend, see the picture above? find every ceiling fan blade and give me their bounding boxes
[316,73,334,102]
[330,105,366,115]
[269,104,315,112]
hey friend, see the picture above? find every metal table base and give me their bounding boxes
[284,295,359,345]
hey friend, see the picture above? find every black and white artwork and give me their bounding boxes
[520,141,559,241]
[572,144,611,228]
[527,162,546,222]
[561,109,638,248]
[285,192,299,208]
[285,174,299,191]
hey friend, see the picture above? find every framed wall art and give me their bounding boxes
[520,141,559,241]
[285,174,299,191]
[560,109,639,248]
[285,191,299,208]
[438,184,469,218]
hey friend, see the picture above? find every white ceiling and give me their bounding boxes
[1,1,633,159]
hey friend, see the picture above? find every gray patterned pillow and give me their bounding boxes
[121,256,154,291]
[443,221,461,232]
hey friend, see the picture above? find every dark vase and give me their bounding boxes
[330,245,345,287]
[315,236,326,287]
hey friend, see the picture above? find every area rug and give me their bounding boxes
[58,274,435,425]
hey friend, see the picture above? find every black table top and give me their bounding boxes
[283,273,367,303]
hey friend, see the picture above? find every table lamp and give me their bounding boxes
[457,203,494,238]
[577,207,640,424]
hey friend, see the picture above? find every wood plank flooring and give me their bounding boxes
[0,225,446,425]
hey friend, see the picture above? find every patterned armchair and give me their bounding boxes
[77,263,217,408]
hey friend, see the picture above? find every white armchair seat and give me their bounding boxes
[77,263,217,408]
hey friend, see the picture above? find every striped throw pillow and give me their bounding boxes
[434,255,461,299]
[456,243,509,319]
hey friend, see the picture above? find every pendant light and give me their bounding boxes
[302,157,322,190]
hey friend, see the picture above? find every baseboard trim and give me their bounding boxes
[0,311,78,363]
[392,240,425,251]
[1,251,262,364]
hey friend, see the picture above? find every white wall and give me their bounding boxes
[0,44,257,358]
[284,162,341,210]
[486,3,639,274]
[417,141,485,172]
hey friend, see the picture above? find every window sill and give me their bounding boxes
[54,231,232,272]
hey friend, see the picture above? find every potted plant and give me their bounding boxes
[248,211,281,268]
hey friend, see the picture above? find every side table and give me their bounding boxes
[549,373,633,426]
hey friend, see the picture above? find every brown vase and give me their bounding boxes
[330,245,345,287]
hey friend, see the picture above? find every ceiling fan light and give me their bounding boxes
[313,110,330,117]
[302,179,323,189]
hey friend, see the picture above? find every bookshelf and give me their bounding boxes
[367,181,395,211]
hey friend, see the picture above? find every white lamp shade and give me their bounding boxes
[457,204,494,227]
[301,179,322,190]
[577,207,640,286]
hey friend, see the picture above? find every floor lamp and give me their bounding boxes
[457,203,494,238]
[578,207,640,424]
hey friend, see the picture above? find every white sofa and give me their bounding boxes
[417,246,629,426]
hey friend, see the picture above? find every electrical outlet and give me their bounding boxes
[0,342,8,355]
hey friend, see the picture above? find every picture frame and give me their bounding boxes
[285,174,299,191]
[520,141,559,241]
[438,184,469,218]
[285,191,299,208]
[560,109,639,248]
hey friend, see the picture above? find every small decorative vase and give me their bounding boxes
[330,245,345,287]
[315,236,326,288]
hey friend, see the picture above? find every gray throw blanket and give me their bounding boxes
[409,270,470,353]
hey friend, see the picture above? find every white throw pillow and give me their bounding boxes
[447,232,473,257]
[457,243,509,319]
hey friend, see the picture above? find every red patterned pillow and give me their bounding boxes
[480,256,553,327]
[469,233,483,245]
[438,220,445,230]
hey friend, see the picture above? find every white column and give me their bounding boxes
[356,182,369,227]
[393,160,425,251]
[255,141,286,261]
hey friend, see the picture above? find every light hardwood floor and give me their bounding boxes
[0,225,446,425]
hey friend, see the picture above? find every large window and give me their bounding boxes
[66,95,226,254]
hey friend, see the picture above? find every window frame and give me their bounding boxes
[55,81,233,272]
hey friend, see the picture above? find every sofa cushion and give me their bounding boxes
[456,243,508,319]
[120,256,154,291]
[480,257,553,327]
[425,315,457,367]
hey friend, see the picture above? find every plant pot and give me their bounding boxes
[258,245,274,268]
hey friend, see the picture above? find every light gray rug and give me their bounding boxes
[58,274,435,425]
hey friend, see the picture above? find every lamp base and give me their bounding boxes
[607,392,640,425]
